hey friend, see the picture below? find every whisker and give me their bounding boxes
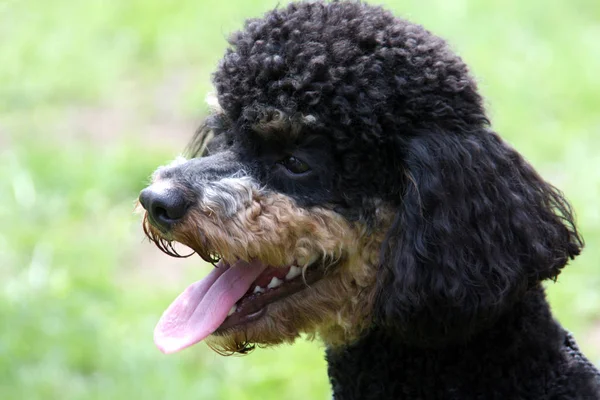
[142,214,195,258]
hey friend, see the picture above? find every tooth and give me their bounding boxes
[285,265,302,280]
[228,305,236,316]
[253,286,265,294]
[267,277,283,289]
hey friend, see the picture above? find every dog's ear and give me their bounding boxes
[376,128,582,344]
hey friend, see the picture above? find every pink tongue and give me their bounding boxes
[154,259,267,354]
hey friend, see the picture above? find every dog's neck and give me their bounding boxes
[326,287,599,399]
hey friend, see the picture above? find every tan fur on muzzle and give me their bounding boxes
[142,186,391,354]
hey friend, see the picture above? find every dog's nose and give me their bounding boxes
[139,186,189,230]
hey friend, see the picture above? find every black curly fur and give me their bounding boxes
[377,127,582,346]
[207,1,600,398]
[327,287,600,399]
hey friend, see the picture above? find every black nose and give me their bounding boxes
[139,186,189,230]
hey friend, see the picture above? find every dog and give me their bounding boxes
[138,1,600,398]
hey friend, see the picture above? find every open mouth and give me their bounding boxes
[153,256,328,354]
[216,261,324,332]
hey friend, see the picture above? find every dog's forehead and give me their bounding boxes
[249,108,319,142]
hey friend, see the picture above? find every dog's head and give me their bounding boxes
[139,2,582,354]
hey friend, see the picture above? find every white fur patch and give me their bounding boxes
[205,92,222,113]
[201,176,258,217]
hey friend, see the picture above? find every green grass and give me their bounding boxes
[1,0,599,398]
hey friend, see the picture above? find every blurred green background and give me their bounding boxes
[1,0,598,399]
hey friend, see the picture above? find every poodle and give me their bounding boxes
[138,1,600,398]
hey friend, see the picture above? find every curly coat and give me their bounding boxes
[140,1,600,398]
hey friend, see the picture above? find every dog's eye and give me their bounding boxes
[279,156,310,174]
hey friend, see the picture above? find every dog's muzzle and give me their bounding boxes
[139,151,254,231]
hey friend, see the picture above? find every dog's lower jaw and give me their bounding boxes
[326,286,600,400]
[199,224,387,355]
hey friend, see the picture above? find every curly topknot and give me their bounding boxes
[215,1,486,131]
